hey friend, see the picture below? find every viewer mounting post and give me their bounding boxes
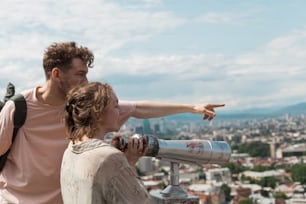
[150,161,199,204]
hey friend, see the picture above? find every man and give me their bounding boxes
[0,41,224,204]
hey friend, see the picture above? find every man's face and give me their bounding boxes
[59,58,89,94]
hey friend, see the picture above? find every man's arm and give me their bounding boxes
[131,101,225,120]
[118,101,225,129]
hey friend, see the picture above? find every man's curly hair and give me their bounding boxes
[42,41,94,79]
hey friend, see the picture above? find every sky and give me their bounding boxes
[1,0,306,112]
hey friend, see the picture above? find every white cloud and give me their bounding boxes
[196,12,232,24]
[90,27,306,109]
[0,0,185,56]
[0,1,306,111]
[194,9,261,25]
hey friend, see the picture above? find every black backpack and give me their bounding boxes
[0,94,27,172]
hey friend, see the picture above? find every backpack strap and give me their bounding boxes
[11,94,27,137]
[0,94,27,172]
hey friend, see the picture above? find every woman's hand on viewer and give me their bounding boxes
[111,134,148,166]
[125,136,148,166]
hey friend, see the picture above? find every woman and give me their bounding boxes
[60,82,150,204]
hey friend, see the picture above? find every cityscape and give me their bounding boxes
[1,1,306,203]
[112,107,306,204]
[2,82,306,203]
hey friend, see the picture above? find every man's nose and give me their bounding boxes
[83,77,88,84]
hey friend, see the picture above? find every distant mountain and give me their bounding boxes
[164,102,306,122]
[277,102,306,115]
[224,102,306,119]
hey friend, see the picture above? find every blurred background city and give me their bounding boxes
[108,105,306,204]
[1,1,306,203]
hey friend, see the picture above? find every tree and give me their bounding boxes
[221,184,231,202]
[237,142,270,157]
[257,176,276,189]
[239,198,253,204]
[274,191,287,199]
[159,168,169,176]
[253,165,274,172]
[291,164,306,184]
[224,163,248,174]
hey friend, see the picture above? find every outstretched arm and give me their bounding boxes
[118,101,225,128]
[132,101,225,121]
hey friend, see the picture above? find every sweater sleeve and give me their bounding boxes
[100,152,150,204]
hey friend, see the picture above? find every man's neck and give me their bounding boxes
[36,83,66,106]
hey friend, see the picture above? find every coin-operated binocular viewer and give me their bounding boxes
[119,134,232,204]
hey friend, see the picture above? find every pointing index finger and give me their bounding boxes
[210,104,225,108]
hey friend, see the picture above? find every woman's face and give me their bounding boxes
[100,92,120,132]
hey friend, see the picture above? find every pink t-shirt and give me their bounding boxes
[0,87,136,203]
[0,87,67,203]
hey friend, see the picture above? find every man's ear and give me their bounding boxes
[51,67,60,81]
